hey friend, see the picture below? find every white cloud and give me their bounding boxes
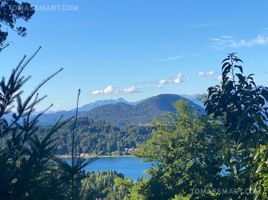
[92,85,139,96]
[198,70,214,78]
[153,54,184,62]
[159,79,166,85]
[207,71,214,76]
[210,34,268,50]
[93,73,187,95]
[158,73,186,87]
[198,71,205,77]
[91,90,102,95]
[217,75,222,81]
[103,85,116,94]
[122,86,139,94]
[92,85,116,95]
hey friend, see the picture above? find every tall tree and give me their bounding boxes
[0,48,66,199]
[205,53,268,199]
[135,54,268,199]
[134,100,225,199]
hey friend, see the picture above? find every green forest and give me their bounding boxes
[38,119,153,156]
[1,1,268,200]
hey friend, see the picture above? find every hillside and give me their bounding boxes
[36,98,132,125]
[38,118,153,155]
[36,94,203,126]
[85,94,204,126]
[36,94,204,155]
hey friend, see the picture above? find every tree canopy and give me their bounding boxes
[1,49,268,199]
[0,0,35,49]
[133,54,268,199]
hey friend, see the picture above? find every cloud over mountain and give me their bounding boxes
[158,73,186,87]
[92,85,139,96]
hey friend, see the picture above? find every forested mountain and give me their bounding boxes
[36,110,84,126]
[36,98,133,125]
[36,94,203,126]
[76,98,135,112]
[85,94,204,126]
[35,94,204,155]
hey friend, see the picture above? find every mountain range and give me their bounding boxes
[36,94,204,126]
[36,98,133,125]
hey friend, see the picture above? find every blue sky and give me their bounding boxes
[1,0,268,111]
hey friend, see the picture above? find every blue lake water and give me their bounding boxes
[82,157,152,181]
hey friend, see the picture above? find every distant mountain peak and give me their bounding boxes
[77,98,132,112]
[85,94,204,126]
[36,94,204,126]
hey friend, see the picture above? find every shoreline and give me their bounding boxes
[57,154,136,159]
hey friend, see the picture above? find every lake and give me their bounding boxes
[82,157,153,181]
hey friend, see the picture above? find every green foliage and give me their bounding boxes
[112,177,133,200]
[81,171,124,199]
[135,100,225,199]
[85,94,203,126]
[205,53,268,199]
[134,54,268,200]
[2,50,268,200]
[251,145,268,199]
[205,53,268,147]
[0,0,35,49]
[0,51,90,200]
[38,118,153,156]
[0,49,154,200]
[129,179,149,200]
[171,194,191,200]
[0,50,68,199]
